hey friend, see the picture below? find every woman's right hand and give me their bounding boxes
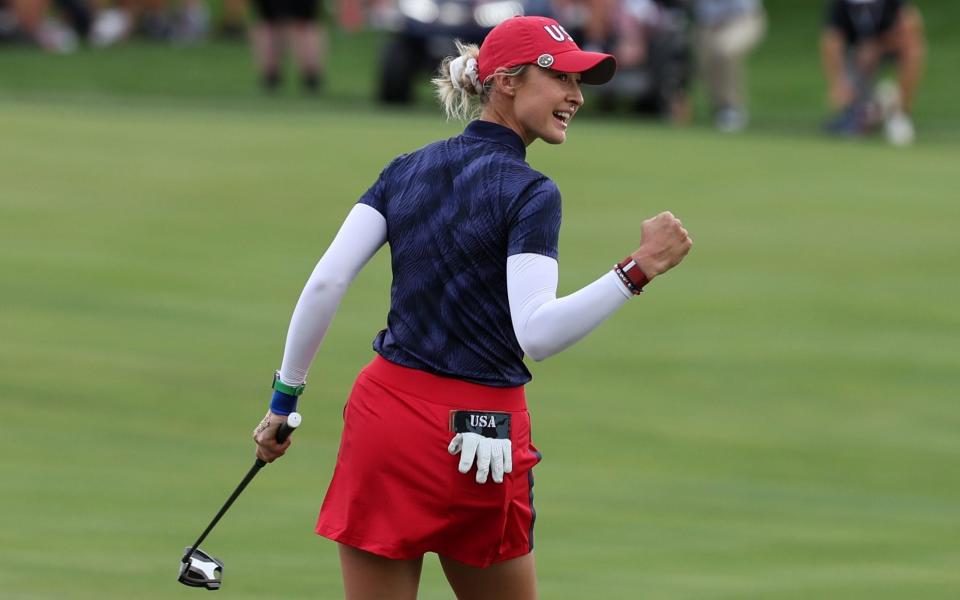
[631,211,693,281]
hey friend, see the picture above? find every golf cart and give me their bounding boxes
[372,0,541,103]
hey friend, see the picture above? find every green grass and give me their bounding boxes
[1,1,959,598]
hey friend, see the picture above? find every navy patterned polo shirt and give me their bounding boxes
[358,120,562,387]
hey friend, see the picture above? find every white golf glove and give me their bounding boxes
[448,432,512,484]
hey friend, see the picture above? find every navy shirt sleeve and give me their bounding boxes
[357,171,386,214]
[358,156,406,215]
[506,179,562,259]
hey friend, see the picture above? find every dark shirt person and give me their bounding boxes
[821,0,925,145]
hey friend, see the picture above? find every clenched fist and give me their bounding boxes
[631,211,692,281]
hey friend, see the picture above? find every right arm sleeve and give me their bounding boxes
[277,203,387,385]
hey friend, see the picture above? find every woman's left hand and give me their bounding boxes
[252,411,293,463]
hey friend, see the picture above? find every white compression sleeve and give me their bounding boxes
[278,203,387,385]
[507,253,632,362]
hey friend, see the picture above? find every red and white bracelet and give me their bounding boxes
[613,256,649,295]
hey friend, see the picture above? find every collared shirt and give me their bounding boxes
[358,120,562,387]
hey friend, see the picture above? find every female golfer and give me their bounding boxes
[252,15,692,600]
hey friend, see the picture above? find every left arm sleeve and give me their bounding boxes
[277,203,387,385]
[507,253,632,362]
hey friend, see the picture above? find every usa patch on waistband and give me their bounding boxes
[449,410,511,439]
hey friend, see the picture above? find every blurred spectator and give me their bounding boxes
[335,0,363,31]
[218,0,247,39]
[605,0,694,122]
[693,0,765,132]
[251,0,327,93]
[3,0,92,52]
[89,0,133,47]
[821,0,925,145]
[168,0,211,42]
[90,0,209,46]
[554,0,614,50]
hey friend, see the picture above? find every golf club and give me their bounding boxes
[178,411,302,590]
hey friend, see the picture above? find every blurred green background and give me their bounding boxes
[1,1,958,598]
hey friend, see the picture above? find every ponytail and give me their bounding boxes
[432,41,484,121]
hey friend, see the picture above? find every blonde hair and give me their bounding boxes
[433,41,528,121]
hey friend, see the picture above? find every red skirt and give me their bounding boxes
[316,356,542,567]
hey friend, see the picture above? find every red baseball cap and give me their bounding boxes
[478,16,617,86]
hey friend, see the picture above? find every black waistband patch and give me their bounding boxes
[449,410,511,439]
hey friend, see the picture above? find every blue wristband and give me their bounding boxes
[270,390,298,416]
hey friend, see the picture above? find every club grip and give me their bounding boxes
[275,412,302,444]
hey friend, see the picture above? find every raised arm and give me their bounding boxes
[509,211,691,361]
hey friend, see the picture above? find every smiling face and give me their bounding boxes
[486,66,584,146]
